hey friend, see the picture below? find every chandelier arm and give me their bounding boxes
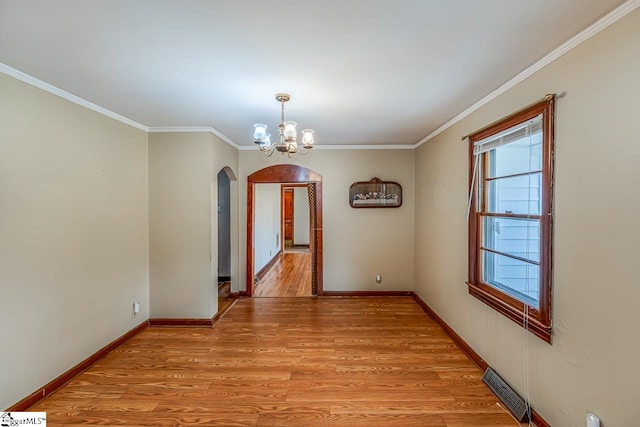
[259,142,278,156]
[255,93,313,157]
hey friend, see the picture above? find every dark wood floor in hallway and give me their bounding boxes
[30,297,519,426]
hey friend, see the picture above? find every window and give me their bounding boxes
[467,96,555,343]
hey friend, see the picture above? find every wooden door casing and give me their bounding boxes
[283,188,294,242]
[247,164,322,297]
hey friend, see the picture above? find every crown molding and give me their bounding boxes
[147,126,240,149]
[236,144,415,151]
[315,144,415,150]
[149,128,412,150]
[414,0,640,148]
[5,0,638,151]
[0,63,148,132]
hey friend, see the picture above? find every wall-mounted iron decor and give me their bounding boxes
[349,177,402,208]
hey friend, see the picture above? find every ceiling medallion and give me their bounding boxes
[253,93,315,157]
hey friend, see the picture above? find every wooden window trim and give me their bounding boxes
[467,97,555,343]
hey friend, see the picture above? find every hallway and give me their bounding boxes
[254,251,312,297]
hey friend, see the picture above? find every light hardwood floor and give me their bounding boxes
[217,281,233,314]
[29,297,519,426]
[254,252,312,297]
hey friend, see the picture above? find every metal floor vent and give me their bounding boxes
[482,367,529,422]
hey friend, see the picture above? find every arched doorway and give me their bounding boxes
[217,169,231,283]
[215,166,239,313]
[246,164,322,297]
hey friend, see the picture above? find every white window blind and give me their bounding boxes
[467,114,543,220]
[473,115,542,155]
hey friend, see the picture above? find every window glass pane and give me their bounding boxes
[487,173,541,215]
[482,217,540,263]
[481,250,540,308]
[488,130,542,178]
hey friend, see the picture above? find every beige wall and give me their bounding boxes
[253,183,281,273]
[239,149,415,293]
[0,74,149,410]
[293,186,310,245]
[414,9,640,426]
[148,132,238,318]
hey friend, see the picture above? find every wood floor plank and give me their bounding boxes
[330,400,508,415]
[29,297,520,426]
[254,252,312,297]
[257,412,448,427]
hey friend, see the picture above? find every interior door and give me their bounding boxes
[283,188,294,244]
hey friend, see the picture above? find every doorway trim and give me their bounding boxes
[281,183,311,250]
[246,164,323,297]
[282,186,294,249]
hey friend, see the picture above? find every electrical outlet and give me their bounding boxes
[586,413,600,427]
[132,301,140,318]
[376,274,382,283]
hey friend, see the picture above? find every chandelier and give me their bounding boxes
[253,93,315,156]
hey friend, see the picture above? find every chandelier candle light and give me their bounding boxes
[253,93,315,156]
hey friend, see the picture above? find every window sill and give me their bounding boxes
[466,282,552,344]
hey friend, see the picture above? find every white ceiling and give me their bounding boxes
[0,0,632,147]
